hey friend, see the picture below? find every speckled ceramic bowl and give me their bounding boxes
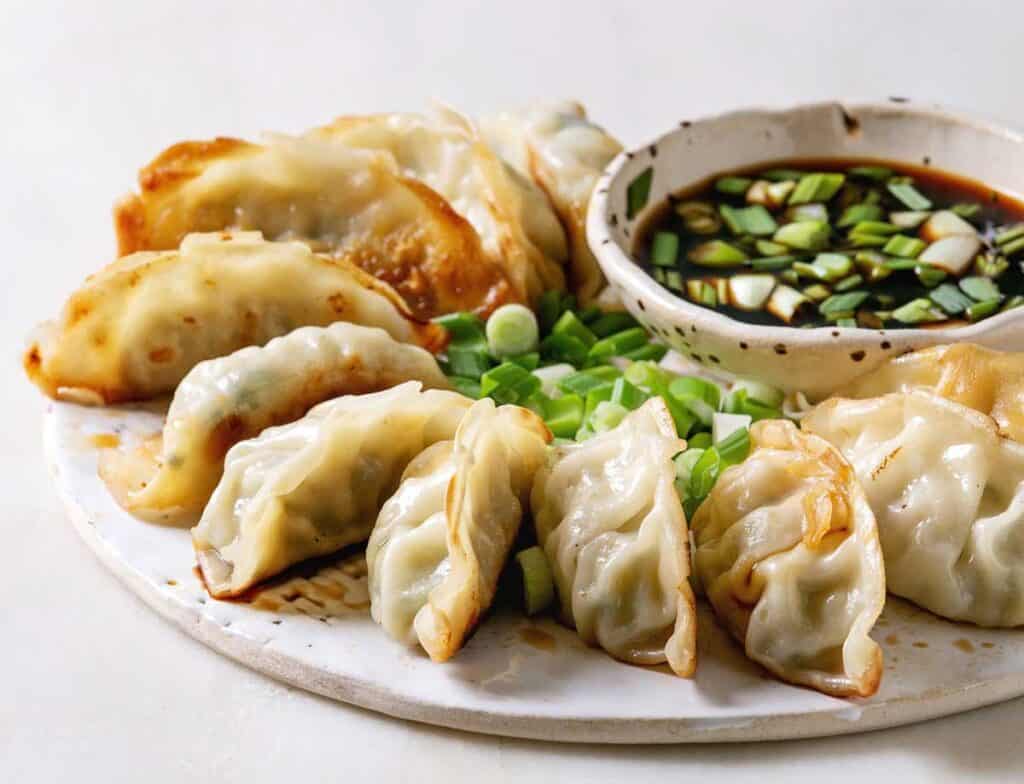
[587,100,1024,398]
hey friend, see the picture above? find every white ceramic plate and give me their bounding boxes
[45,400,1024,744]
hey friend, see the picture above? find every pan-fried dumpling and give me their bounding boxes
[803,391,1024,627]
[310,107,568,305]
[100,323,450,525]
[114,134,513,319]
[530,398,696,677]
[846,343,1024,442]
[481,101,623,303]
[367,399,551,660]
[24,232,444,404]
[691,420,884,697]
[192,383,472,598]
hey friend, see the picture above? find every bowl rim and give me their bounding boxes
[587,98,1024,347]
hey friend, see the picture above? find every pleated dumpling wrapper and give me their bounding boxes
[192,383,472,598]
[114,134,513,319]
[530,398,696,677]
[845,343,1024,443]
[691,420,885,697]
[24,231,444,405]
[367,398,551,661]
[310,106,568,306]
[804,391,1024,627]
[481,101,623,303]
[100,323,450,525]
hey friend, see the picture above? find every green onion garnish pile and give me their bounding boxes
[436,293,787,517]
[639,161,1024,328]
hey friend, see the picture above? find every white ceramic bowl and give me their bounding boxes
[587,100,1024,398]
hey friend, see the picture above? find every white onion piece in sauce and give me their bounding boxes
[920,210,978,243]
[918,234,982,274]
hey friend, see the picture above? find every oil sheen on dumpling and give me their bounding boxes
[481,101,623,303]
[530,398,696,677]
[113,134,513,319]
[367,399,551,661]
[845,343,1024,443]
[804,391,1024,627]
[310,107,568,306]
[192,383,472,598]
[100,323,450,525]
[24,232,444,405]
[691,420,884,697]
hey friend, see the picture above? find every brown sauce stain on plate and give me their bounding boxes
[89,433,120,448]
[982,642,996,649]
[953,638,975,653]
[884,633,900,646]
[519,627,556,652]
[913,641,929,649]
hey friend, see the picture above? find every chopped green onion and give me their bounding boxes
[853,250,892,282]
[887,181,933,210]
[720,204,778,236]
[687,240,749,267]
[837,203,883,228]
[711,413,751,446]
[929,283,974,315]
[583,384,614,419]
[448,375,482,399]
[915,264,947,288]
[959,276,1003,302]
[542,394,584,438]
[849,220,901,236]
[485,304,540,358]
[715,424,751,466]
[994,224,1024,247]
[446,344,492,379]
[480,361,540,403]
[848,166,893,182]
[591,400,629,433]
[669,376,723,426]
[725,388,782,421]
[688,432,713,450]
[785,203,829,223]
[686,447,723,510]
[967,299,1002,322]
[715,176,753,196]
[675,201,722,235]
[532,363,575,397]
[515,547,555,616]
[509,352,540,371]
[1002,236,1024,257]
[539,333,588,366]
[537,291,573,334]
[624,360,672,392]
[587,327,650,362]
[674,448,705,496]
[589,311,639,337]
[789,173,845,205]
[558,365,621,395]
[882,235,926,258]
[795,252,853,282]
[434,311,485,342]
[651,231,680,267]
[773,220,830,251]
[889,210,931,229]
[551,311,597,347]
[610,377,650,410]
[891,298,947,324]
[848,232,889,248]
[802,283,831,301]
[751,255,797,271]
[1001,295,1024,313]
[836,317,858,328]
[820,290,870,315]
[627,167,653,219]
[730,378,784,408]
[727,274,777,310]
[624,343,668,362]
[975,253,1010,278]
[755,239,789,256]
[882,257,917,270]
[766,284,811,323]
[834,274,864,292]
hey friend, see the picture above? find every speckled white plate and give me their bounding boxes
[45,400,1024,744]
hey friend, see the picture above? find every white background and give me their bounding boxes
[4,1,1024,781]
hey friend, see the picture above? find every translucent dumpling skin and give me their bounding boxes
[192,383,472,598]
[530,398,696,677]
[100,323,450,525]
[691,420,885,697]
[805,391,1024,627]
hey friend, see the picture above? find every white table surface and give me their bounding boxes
[4,1,1024,780]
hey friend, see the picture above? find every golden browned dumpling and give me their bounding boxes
[845,343,1024,443]
[24,232,444,404]
[113,134,514,318]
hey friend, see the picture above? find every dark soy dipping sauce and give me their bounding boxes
[634,158,1024,328]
